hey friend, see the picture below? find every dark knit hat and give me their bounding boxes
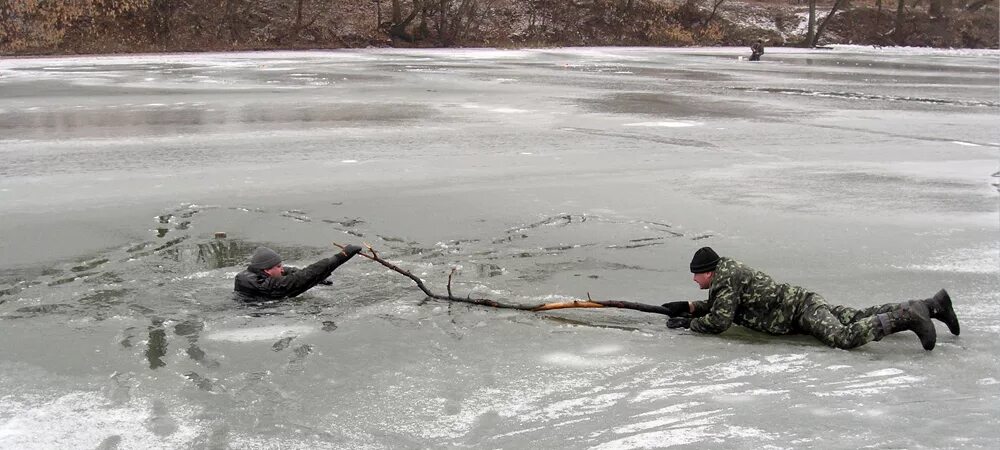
[249,246,282,270]
[690,247,720,273]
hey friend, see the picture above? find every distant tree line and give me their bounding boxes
[1,0,996,55]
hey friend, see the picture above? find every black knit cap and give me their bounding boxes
[690,246,720,273]
[249,246,282,270]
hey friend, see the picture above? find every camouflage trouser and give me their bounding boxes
[795,294,899,349]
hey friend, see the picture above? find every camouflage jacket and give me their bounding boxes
[689,257,811,335]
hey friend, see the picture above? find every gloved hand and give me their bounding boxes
[666,317,692,329]
[341,244,363,257]
[660,301,691,318]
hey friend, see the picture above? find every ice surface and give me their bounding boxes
[1,46,998,448]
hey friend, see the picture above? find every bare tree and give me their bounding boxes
[700,0,726,29]
[929,0,947,17]
[893,0,906,44]
[388,0,422,41]
[810,0,848,47]
[875,0,882,30]
[435,0,491,46]
[806,0,816,46]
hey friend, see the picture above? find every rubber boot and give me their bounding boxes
[922,289,960,336]
[874,301,937,351]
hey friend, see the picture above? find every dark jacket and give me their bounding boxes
[689,257,811,335]
[234,252,355,301]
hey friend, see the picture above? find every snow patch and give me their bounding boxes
[540,352,643,369]
[633,382,745,403]
[204,325,315,342]
[592,426,713,450]
[859,368,904,378]
[0,392,199,450]
[584,344,622,355]
[520,392,628,422]
[613,408,721,435]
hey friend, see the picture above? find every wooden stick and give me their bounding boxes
[334,242,674,316]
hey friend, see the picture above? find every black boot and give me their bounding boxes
[923,289,960,336]
[874,302,937,351]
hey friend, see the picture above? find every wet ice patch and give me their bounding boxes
[490,107,530,114]
[623,120,702,128]
[894,244,999,274]
[204,325,315,342]
[951,141,982,147]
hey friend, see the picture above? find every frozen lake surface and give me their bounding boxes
[1,46,998,448]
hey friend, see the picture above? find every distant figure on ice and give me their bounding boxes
[661,247,959,350]
[749,39,765,61]
[234,244,362,301]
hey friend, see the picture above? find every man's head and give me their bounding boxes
[690,246,720,289]
[250,247,283,277]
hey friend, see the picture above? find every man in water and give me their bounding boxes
[662,247,959,350]
[234,244,363,301]
[750,39,765,61]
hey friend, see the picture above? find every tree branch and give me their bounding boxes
[334,242,675,316]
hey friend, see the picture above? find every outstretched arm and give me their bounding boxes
[264,245,363,298]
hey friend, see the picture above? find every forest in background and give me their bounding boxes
[1,0,997,56]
